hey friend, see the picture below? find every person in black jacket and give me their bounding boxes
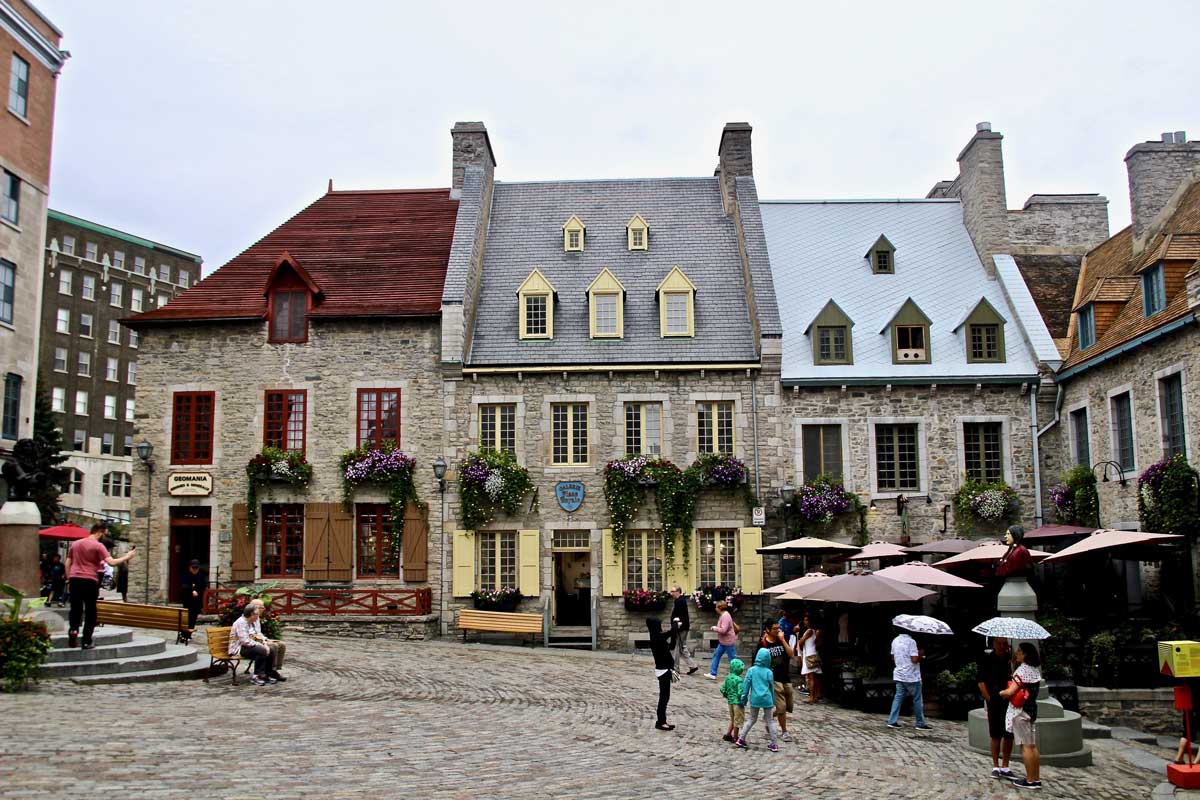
[647,617,676,730]
[668,585,699,675]
[181,560,208,635]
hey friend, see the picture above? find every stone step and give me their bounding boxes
[1110,726,1159,745]
[39,644,199,678]
[70,653,209,685]
[46,634,166,663]
[1082,720,1113,739]
[49,626,133,649]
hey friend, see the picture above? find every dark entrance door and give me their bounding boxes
[168,507,211,604]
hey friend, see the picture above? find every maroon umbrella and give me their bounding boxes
[784,569,935,604]
[1022,524,1096,543]
[1041,529,1183,563]
[38,523,90,541]
[903,538,981,555]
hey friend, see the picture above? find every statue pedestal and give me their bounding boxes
[996,576,1038,620]
[0,501,41,596]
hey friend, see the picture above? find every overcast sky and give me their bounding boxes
[38,1,1200,272]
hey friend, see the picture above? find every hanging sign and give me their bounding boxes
[555,481,585,513]
[168,472,213,497]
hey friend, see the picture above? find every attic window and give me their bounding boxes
[657,266,696,338]
[563,216,585,252]
[866,234,896,274]
[958,298,1007,364]
[895,325,926,362]
[1143,263,1166,317]
[1078,304,1095,350]
[805,299,855,366]
[270,290,308,343]
[874,251,891,273]
[517,268,556,339]
[587,267,625,338]
[627,214,648,251]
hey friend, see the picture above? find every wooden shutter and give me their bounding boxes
[230,503,255,582]
[665,536,689,594]
[452,530,474,597]
[738,527,763,595]
[517,529,540,596]
[328,503,354,583]
[402,502,429,583]
[601,528,621,597]
[303,502,333,581]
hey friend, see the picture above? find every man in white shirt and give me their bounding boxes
[887,629,931,730]
[247,597,287,682]
[228,605,274,686]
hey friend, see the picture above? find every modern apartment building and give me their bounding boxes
[41,210,201,523]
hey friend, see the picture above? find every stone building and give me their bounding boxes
[440,122,782,649]
[41,210,200,525]
[125,188,458,607]
[0,0,66,490]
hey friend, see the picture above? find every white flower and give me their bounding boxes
[484,470,504,500]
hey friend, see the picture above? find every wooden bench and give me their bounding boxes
[96,600,191,644]
[456,609,543,646]
[203,626,253,685]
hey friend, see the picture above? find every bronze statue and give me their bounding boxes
[2,439,44,502]
[997,524,1033,578]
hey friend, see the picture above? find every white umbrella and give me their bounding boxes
[892,614,954,635]
[763,573,831,595]
[971,616,1051,640]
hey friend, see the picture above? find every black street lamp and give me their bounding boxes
[136,441,155,602]
[779,482,796,536]
[432,456,447,494]
[1092,460,1128,487]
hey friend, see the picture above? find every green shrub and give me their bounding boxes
[0,584,53,692]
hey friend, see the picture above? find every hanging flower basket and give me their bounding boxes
[603,455,701,561]
[792,475,861,534]
[1138,455,1200,536]
[622,588,670,612]
[245,447,313,536]
[1050,465,1099,527]
[458,449,535,529]
[952,479,1019,535]
[693,453,748,488]
[691,585,744,612]
[339,441,421,551]
[470,587,523,612]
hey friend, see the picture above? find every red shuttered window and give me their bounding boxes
[261,504,304,577]
[357,389,401,448]
[264,390,307,453]
[356,504,399,578]
[171,391,215,464]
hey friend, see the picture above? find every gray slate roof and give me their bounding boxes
[466,178,760,366]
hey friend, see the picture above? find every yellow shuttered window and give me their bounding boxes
[737,527,763,594]
[601,528,621,597]
[518,529,540,596]
[452,530,474,597]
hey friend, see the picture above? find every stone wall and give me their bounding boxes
[0,174,46,452]
[952,125,1009,274]
[1125,138,1200,245]
[1077,686,1178,734]
[129,318,446,605]
[286,615,439,641]
[1007,195,1110,254]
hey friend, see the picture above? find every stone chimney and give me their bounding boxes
[451,121,496,192]
[717,122,753,214]
[1126,132,1200,250]
[954,122,1008,272]
[1188,265,1200,314]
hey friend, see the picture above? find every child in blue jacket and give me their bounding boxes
[736,647,781,751]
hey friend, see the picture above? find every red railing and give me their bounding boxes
[204,587,432,616]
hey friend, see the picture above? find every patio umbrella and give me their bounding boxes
[874,561,984,589]
[845,541,909,562]
[1022,524,1096,543]
[1041,529,1183,564]
[763,573,831,595]
[38,523,90,541]
[903,538,980,555]
[782,570,934,604]
[932,543,1051,568]
[757,536,860,555]
[892,614,954,635]
[972,616,1051,640]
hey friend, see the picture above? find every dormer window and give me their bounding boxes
[1078,304,1095,349]
[882,297,931,364]
[895,326,926,360]
[563,216,586,252]
[627,214,648,251]
[804,299,854,365]
[955,297,1007,364]
[1143,263,1166,317]
[517,268,556,339]
[587,267,625,338]
[657,266,696,337]
[867,234,896,274]
[263,251,321,344]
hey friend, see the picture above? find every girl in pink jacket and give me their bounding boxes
[705,601,740,679]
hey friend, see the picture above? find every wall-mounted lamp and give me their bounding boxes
[432,456,447,494]
[780,483,796,505]
[868,499,877,512]
[925,494,933,505]
[1092,460,1127,487]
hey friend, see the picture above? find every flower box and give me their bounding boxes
[623,589,670,612]
[470,588,523,612]
[691,585,745,612]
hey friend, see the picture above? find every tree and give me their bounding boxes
[31,384,70,524]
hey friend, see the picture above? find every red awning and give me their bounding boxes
[39,523,90,541]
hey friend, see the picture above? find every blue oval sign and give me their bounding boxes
[555,481,585,513]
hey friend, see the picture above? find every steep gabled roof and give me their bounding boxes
[127,188,459,326]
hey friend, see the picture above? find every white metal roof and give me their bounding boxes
[759,199,1040,382]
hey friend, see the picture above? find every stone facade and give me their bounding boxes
[1007,195,1110,255]
[1076,686,1178,735]
[1126,135,1200,246]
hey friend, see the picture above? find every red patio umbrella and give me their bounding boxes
[38,523,90,541]
[1022,524,1096,543]
[1041,529,1183,563]
[903,538,981,555]
[932,543,1051,568]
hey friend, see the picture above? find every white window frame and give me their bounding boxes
[1154,363,1191,460]
[74,390,88,416]
[79,312,93,339]
[1106,383,1139,479]
[613,393,672,460]
[107,320,121,344]
[112,250,125,270]
[793,416,853,492]
[51,387,65,412]
[133,256,146,274]
[110,280,123,308]
[131,287,143,312]
[55,308,69,334]
[104,394,117,420]
[58,269,72,295]
[77,351,90,377]
[542,393,595,473]
[106,357,119,382]
[867,416,928,499]
[126,398,135,422]
[954,415,1013,487]
[127,362,137,385]
[1065,399,1092,468]
[81,274,95,301]
[53,347,67,373]
[61,235,75,255]
[85,242,98,261]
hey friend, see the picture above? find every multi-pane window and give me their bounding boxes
[102,472,132,498]
[261,504,304,577]
[179,269,190,288]
[104,394,117,420]
[963,422,1003,483]
[567,229,581,250]
[112,251,125,270]
[697,530,737,587]
[264,390,306,453]
[85,242,98,261]
[53,348,67,372]
[77,351,90,377]
[108,320,121,344]
[61,236,75,255]
[1143,265,1167,317]
[664,293,690,335]
[131,287,143,312]
[106,357,118,382]
[624,402,662,456]
[1110,392,1135,472]
[157,293,168,308]
[816,326,848,363]
[524,294,548,337]
[73,429,85,451]
[357,389,400,448]
[969,324,1001,362]
[127,362,137,385]
[1078,305,1095,349]
[110,281,123,307]
[1069,407,1091,466]
[624,531,664,591]
[593,293,618,336]
[1,171,18,225]
[551,402,588,465]
[1,373,20,439]
[101,432,113,454]
[129,329,139,348]
[8,54,29,117]
[696,401,734,455]
[79,313,93,338]
[133,256,145,274]
[123,434,133,456]
[82,275,95,300]
[158,264,170,282]
[479,403,516,455]
[477,531,518,591]
[269,290,307,342]
[1160,373,1187,458]
[55,308,69,334]
[875,423,919,492]
[58,269,72,295]
[66,469,83,494]
[631,228,644,248]
[74,390,88,415]
[895,325,927,360]
[0,259,12,324]
[802,424,843,482]
[171,391,215,464]
[874,250,892,273]
[51,386,65,412]
[356,504,399,578]
[125,399,135,422]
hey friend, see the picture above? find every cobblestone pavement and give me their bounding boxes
[1,629,1160,800]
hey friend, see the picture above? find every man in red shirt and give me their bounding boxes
[64,523,137,648]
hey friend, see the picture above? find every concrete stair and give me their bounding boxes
[41,626,207,685]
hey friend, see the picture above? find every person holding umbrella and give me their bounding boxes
[887,623,931,730]
[978,636,1015,779]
